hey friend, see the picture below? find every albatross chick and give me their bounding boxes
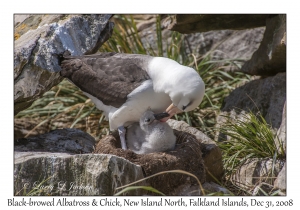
[126,110,176,154]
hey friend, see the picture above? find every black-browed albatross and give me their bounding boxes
[60,52,205,150]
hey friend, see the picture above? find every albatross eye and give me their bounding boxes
[182,101,192,111]
[145,118,151,123]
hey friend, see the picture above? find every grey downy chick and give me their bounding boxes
[126,110,176,154]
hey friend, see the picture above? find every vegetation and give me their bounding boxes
[15,15,285,196]
[218,111,286,195]
[16,15,250,139]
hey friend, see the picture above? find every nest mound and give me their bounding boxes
[94,129,206,195]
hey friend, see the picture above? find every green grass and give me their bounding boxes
[218,111,286,178]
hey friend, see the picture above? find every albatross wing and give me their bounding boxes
[60,52,152,108]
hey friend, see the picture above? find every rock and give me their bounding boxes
[241,15,286,75]
[274,162,286,192]
[202,182,231,195]
[15,128,95,154]
[171,181,230,196]
[162,14,268,33]
[94,126,206,195]
[14,14,30,26]
[137,15,264,71]
[167,119,223,182]
[252,182,274,196]
[194,28,265,65]
[14,14,114,114]
[231,158,285,191]
[276,101,286,155]
[14,152,144,196]
[216,72,286,142]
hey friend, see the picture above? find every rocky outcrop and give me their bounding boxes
[14,14,113,115]
[15,128,95,154]
[276,102,286,155]
[167,14,287,195]
[162,14,268,33]
[241,15,286,76]
[14,120,224,196]
[14,152,144,196]
[216,72,286,140]
[274,163,286,193]
[232,158,285,195]
[136,15,265,71]
[162,14,286,76]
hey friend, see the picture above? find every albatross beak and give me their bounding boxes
[160,103,183,122]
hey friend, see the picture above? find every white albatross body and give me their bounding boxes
[60,53,205,150]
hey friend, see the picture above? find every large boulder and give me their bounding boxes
[241,15,286,76]
[14,14,113,115]
[216,72,286,143]
[274,162,286,193]
[162,14,268,33]
[15,128,95,154]
[231,158,285,194]
[276,101,286,155]
[135,15,265,71]
[13,122,224,196]
[14,152,144,196]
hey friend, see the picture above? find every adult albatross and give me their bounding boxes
[60,52,205,150]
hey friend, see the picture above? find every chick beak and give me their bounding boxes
[153,112,170,121]
[158,103,183,122]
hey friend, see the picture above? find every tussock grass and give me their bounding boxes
[218,111,286,178]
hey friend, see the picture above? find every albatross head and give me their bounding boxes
[149,57,205,122]
[158,66,205,122]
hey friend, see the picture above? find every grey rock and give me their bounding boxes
[252,182,274,196]
[162,14,268,33]
[138,15,264,71]
[14,14,113,114]
[15,128,95,154]
[241,15,286,75]
[167,119,223,182]
[276,101,286,155]
[14,14,30,26]
[216,72,286,143]
[274,162,286,192]
[14,152,144,196]
[171,181,230,196]
[202,182,231,195]
[231,158,285,191]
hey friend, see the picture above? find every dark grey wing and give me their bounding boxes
[60,52,152,108]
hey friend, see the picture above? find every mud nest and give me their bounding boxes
[94,129,206,195]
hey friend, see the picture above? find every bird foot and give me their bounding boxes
[118,126,127,150]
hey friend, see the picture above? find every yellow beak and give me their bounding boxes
[160,103,183,122]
